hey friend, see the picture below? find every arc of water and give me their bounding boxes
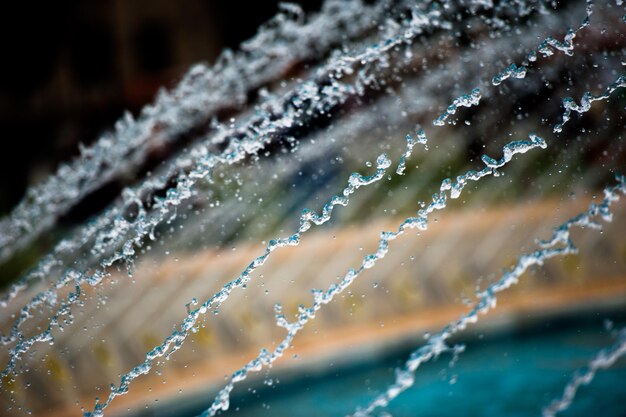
[536,28,579,58]
[2,0,556,356]
[0,0,385,265]
[0,0,450,309]
[542,326,626,417]
[553,74,626,133]
[0,2,610,416]
[0,0,457,359]
[351,174,626,417]
[0,0,397,308]
[432,88,481,126]
[0,135,266,373]
[0,0,560,404]
[492,0,594,86]
[396,129,427,175]
[81,145,409,417]
[492,63,528,86]
[192,134,546,417]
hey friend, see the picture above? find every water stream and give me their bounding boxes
[1,1,625,416]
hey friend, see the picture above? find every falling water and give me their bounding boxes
[1,1,625,417]
[352,175,626,417]
[542,325,626,417]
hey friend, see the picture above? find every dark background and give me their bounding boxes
[0,0,322,214]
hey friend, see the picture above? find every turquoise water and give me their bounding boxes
[160,315,626,417]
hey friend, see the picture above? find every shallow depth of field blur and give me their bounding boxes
[1,1,625,417]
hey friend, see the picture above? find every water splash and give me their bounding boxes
[1,1,560,360]
[351,174,626,417]
[81,148,405,417]
[537,28,578,58]
[432,88,481,126]
[193,135,545,417]
[492,63,527,86]
[0,0,400,312]
[542,325,626,417]
[492,0,593,87]
[0,1,622,415]
[0,0,385,265]
[554,74,626,133]
[0,0,452,361]
[396,129,427,175]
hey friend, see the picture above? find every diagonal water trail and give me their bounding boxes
[0,0,385,265]
[0,135,268,373]
[492,0,594,86]
[396,129,426,175]
[432,88,481,126]
[553,74,626,133]
[0,0,459,357]
[542,325,626,417]
[0,0,561,402]
[2,0,448,306]
[193,134,546,417]
[0,0,572,316]
[81,143,410,417]
[2,0,556,344]
[0,0,616,412]
[0,0,391,307]
[351,174,626,417]
[491,63,528,86]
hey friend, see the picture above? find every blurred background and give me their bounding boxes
[0,1,625,417]
[0,0,320,214]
